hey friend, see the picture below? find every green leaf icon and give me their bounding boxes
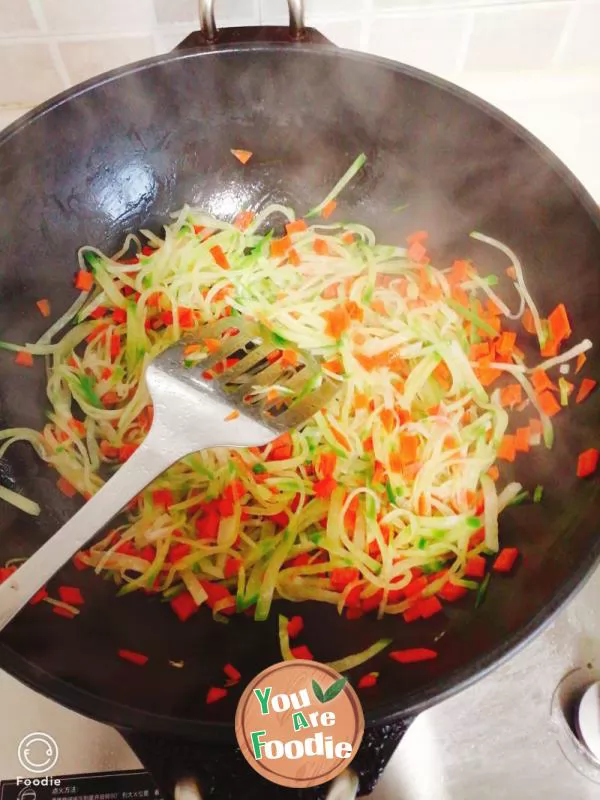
[312,679,326,703]
[323,677,347,702]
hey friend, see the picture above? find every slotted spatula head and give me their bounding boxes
[145,319,339,450]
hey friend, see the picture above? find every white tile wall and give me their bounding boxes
[0,0,599,201]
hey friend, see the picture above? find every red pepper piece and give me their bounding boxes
[287,615,304,639]
[206,687,228,704]
[58,586,84,606]
[118,649,148,666]
[389,648,438,664]
[170,591,198,622]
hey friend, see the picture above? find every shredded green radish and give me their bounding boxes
[0,157,593,643]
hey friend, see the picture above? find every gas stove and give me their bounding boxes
[1,565,600,799]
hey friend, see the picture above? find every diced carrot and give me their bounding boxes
[206,687,228,704]
[538,390,562,417]
[342,232,354,244]
[439,582,468,602]
[313,238,329,256]
[380,408,396,433]
[288,248,301,267]
[322,305,351,339]
[210,245,230,270]
[280,349,298,367]
[576,353,587,374]
[576,378,597,404]
[416,595,443,618]
[522,309,536,334]
[314,477,337,499]
[541,335,559,358]
[287,615,304,639]
[496,331,516,356]
[119,443,139,462]
[178,308,196,329]
[318,452,337,479]
[15,351,33,367]
[500,384,522,408]
[515,427,531,453]
[36,298,51,317]
[170,591,198,622]
[57,477,77,498]
[389,648,437,664]
[357,672,379,689]
[113,308,127,324]
[400,435,419,463]
[532,370,556,393]
[118,649,148,666]
[322,358,343,375]
[548,303,571,343]
[58,586,84,605]
[271,235,292,258]
[286,219,308,235]
[470,342,490,360]
[224,663,241,683]
[291,645,314,660]
[407,241,427,263]
[230,149,252,164]
[506,266,517,279]
[497,434,516,462]
[331,567,360,591]
[465,555,486,578]
[487,465,500,481]
[321,200,337,219]
[493,547,519,573]
[577,448,599,478]
[406,232,430,253]
[74,270,94,291]
[234,210,254,230]
[530,418,544,436]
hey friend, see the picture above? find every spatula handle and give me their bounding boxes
[0,421,189,632]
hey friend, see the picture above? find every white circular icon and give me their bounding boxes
[17,732,59,774]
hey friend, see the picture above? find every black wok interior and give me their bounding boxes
[1,45,599,742]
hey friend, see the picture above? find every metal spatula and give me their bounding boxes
[0,320,338,631]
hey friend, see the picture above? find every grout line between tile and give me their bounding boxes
[28,0,71,89]
[455,9,475,74]
[551,0,579,66]
[359,0,372,52]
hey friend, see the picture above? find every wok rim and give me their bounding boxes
[1,42,599,740]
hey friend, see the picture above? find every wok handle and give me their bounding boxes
[120,719,412,799]
[199,0,305,42]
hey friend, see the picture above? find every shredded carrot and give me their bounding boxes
[36,298,51,318]
[537,390,561,417]
[230,149,252,164]
[407,241,427,263]
[576,353,587,374]
[224,410,240,422]
[318,453,337,479]
[14,351,33,367]
[322,358,343,374]
[576,378,596,404]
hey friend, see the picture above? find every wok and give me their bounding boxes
[1,1,600,797]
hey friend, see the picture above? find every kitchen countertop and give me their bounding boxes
[1,66,600,799]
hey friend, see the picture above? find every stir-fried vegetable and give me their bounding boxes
[0,156,595,639]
